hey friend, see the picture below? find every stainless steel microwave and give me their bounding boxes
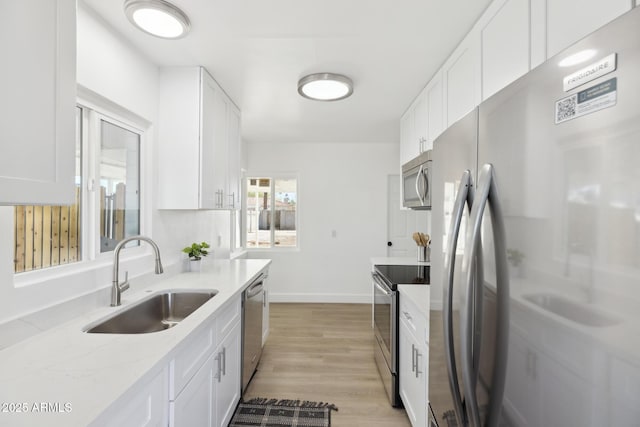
[402,150,432,209]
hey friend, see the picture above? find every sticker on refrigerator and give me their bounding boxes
[555,78,617,124]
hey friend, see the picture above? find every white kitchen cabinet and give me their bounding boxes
[0,0,76,205]
[227,105,242,210]
[398,289,429,427]
[214,320,242,427]
[442,30,481,127]
[171,356,214,427]
[93,367,168,427]
[425,71,444,144]
[158,66,241,210]
[545,0,630,58]
[400,89,428,166]
[168,295,242,427]
[480,0,530,101]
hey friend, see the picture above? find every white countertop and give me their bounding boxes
[370,256,430,267]
[0,259,270,427]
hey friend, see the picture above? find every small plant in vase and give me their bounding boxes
[183,241,210,272]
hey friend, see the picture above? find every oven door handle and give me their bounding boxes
[372,272,393,296]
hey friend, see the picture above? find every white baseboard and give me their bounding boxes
[270,293,370,304]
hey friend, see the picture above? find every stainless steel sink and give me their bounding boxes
[86,290,217,334]
[522,293,622,327]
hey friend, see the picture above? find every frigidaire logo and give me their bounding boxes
[563,53,617,92]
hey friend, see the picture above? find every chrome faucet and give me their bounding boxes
[112,235,164,306]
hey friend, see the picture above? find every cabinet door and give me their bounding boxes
[171,355,214,427]
[227,104,241,210]
[426,72,444,146]
[400,108,417,165]
[96,368,168,427]
[546,0,630,58]
[413,90,428,153]
[0,0,76,205]
[214,320,241,427]
[480,0,530,100]
[443,31,481,127]
[200,70,223,209]
[399,318,427,427]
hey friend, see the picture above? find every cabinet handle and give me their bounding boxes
[222,347,227,376]
[415,348,422,378]
[228,193,235,208]
[411,344,416,373]
[215,353,222,382]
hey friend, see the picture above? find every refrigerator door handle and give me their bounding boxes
[443,170,474,427]
[462,164,511,427]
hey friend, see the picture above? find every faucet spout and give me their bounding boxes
[111,235,164,306]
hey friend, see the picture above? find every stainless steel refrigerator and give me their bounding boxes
[429,7,640,427]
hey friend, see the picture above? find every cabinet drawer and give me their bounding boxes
[399,290,428,346]
[170,319,215,400]
[216,295,241,340]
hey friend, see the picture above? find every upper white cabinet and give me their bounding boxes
[0,0,76,205]
[545,0,631,58]
[425,71,445,145]
[400,90,428,165]
[442,31,481,127]
[480,0,530,101]
[158,67,241,210]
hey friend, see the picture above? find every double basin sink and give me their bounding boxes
[85,290,218,334]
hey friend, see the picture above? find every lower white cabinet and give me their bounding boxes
[215,320,242,427]
[169,295,242,427]
[398,289,429,427]
[171,356,215,426]
[92,367,168,427]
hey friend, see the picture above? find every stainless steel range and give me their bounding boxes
[372,264,429,407]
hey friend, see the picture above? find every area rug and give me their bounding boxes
[229,397,338,427]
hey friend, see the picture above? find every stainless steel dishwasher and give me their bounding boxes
[242,273,264,393]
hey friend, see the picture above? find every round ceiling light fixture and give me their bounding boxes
[297,73,354,101]
[124,0,191,39]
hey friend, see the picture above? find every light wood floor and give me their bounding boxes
[243,303,411,427]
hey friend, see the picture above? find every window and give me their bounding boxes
[246,177,297,248]
[13,104,144,273]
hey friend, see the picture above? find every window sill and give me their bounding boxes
[246,247,300,253]
[13,248,151,289]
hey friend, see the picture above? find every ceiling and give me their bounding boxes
[82,0,492,145]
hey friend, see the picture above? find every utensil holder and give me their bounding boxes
[418,246,430,262]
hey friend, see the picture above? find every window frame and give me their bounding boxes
[244,173,299,252]
[13,95,152,283]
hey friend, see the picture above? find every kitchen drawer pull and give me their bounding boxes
[415,349,422,378]
[411,344,416,372]
[215,353,222,383]
[222,347,227,376]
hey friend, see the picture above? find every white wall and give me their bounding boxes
[247,142,398,303]
[0,4,228,330]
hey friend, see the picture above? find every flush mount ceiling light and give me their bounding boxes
[124,0,191,39]
[297,73,353,101]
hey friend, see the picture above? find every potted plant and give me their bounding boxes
[183,241,210,272]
